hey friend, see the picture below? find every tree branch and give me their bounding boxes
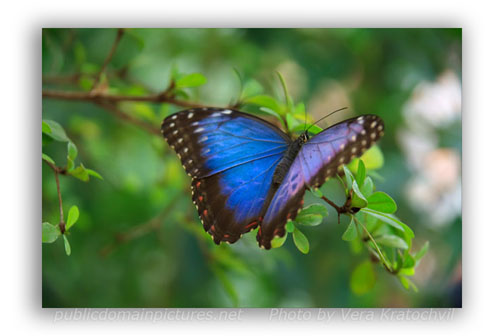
[42,89,206,108]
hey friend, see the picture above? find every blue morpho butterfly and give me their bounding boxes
[161,107,384,249]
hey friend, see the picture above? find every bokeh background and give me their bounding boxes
[42,28,461,308]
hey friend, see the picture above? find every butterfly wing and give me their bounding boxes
[257,114,385,249]
[162,107,291,244]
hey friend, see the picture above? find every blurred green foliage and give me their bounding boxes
[42,28,461,308]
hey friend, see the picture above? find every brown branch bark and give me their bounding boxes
[42,89,205,108]
[43,159,66,234]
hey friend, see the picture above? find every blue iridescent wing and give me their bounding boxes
[257,115,384,248]
[162,107,290,244]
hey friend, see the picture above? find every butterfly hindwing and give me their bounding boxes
[162,108,290,244]
[257,115,384,248]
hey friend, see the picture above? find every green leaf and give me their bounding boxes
[42,153,55,165]
[342,217,357,241]
[241,79,263,98]
[176,73,207,88]
[361,176,374,198]
[310,187,324,198]
[63,235,71,256]
[42,121,52,135]
[286,113,300,132]
[285,220,295,233]
[356,160,366,187]
[292,227,309,254]
[402,252,416,268]
[414,241,430,262]
[348,145,384,171]
[398,267,415,276]
[66,205,79,230]
[375,234,408,249]
[298,203,328,217]
[398,275,410,290]
[68,163,90,182]
[296,213,323,226]
[257,107,286,127]
[366,192,397,213]
[42,222,61,243]
[342,165,354,189]
[66,142,78,171]
[244,95,282,114]
[290,123,323,134]
[360,208,406,233]
[350,260,376,295]
[400,277,418,292]
[351,181,368,208]
[86,168,103,180]
[42,120,70,142]
[271,233,288,248]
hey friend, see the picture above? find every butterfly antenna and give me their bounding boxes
[306,107,348,133]
[303,105,308,131]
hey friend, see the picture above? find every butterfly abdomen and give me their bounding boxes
[273,132,309,185]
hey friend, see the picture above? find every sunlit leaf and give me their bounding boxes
[292,227,309,254]
[86,168,103,180]
[176,73,207,88]
[271,233,288,248]
[42,153,55,165]
[348,145,384,171]
[63,235,72,256]
[366,192,397,213]
[66,205,79,231]
[68,163,90,182]
[286,220,295,233]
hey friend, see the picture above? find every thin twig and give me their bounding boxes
[43,159,66,234]
[91,28,125,91]
[353,215,394,273]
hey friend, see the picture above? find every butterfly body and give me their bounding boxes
[273,132,308,185]
[162,107,384,249]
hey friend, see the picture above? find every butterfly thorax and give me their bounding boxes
[272,132,309,185]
